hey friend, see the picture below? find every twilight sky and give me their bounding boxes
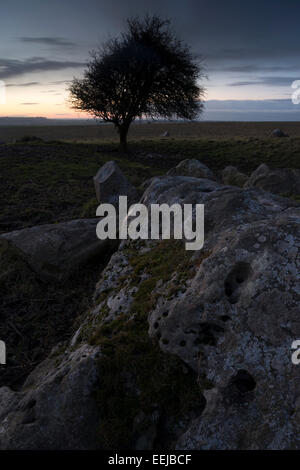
[1,0,300,120]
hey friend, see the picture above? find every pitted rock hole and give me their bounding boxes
[223,369,256,406]
[194,322,224,347]
[20,398,37,425]
[224,262,252,304]
[232,370,256,393]
[24,398,36,410]
[221,315,231,322]
[201,188,213,193]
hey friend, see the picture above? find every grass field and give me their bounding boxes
[1,121,300,142]
[0,121,300,234]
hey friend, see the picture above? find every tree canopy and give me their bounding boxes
[69,15,205,151]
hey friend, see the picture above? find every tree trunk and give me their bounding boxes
[118,125,129,153]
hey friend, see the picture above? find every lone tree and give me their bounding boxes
[69,15,205,152]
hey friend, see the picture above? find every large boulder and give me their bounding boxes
[0,344,101,449]
[93,160,137,205]
[175,207,300,449]
[244,163,300,197]
[222,166,249,187]
[167,159,216,181]
[0,219,113,282]
[83,175,300,450]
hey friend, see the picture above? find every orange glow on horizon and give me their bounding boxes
[0,82,90,119]
[0,81,289,119]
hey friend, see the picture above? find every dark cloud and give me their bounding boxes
[19,37,76,47]
[227,81,260,87]
[50,80,71,84]
[206,47,300,62]
[6,81,40,87]
[204,98,299,121]
[205,99,293,109]
[41,91,62,95]
[228,77,295,87]
[219,65,300,73]
[0,57,85,79]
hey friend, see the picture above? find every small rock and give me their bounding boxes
[222,166,249,187]
[271,128,288,138]
[167,159,216,181]
[244,164,300,197]
[249,163,270,179]
[93,160,137,205]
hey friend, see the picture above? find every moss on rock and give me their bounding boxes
[89,240,206,449]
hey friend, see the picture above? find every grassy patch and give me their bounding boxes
[0,143,161,233]
[1,136,300,234]
[129,137,300,173]
[129,240,195,315]
[1,136,300,233]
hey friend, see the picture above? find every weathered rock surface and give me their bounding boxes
[0,344,101,449]
[222,166,249,187]
[85,175,300,450]
[167,159,216,181]
[244,163,300,197]
[141,175,221,206]
[93,160,137,204]
[0,218,113,282]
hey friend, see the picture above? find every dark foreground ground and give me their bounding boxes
[0,123,299,390]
